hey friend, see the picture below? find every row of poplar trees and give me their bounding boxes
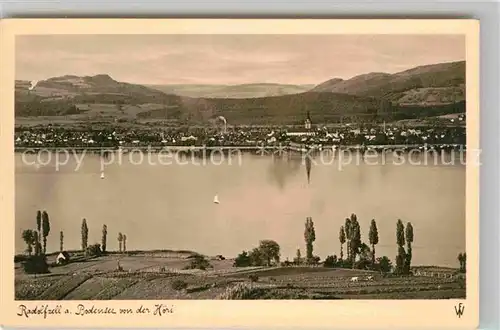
[22,212,129,256]
[80,219,128,254]
[301,213,414,273]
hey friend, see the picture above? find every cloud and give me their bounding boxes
[15,34,465,85]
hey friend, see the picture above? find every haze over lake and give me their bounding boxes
[15,151,465,267]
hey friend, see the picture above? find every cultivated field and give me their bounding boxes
[15,253,466,300]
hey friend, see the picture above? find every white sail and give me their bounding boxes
[213,194,220,204]
[29,80,38,91]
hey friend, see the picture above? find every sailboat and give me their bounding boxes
[100,172,105,179]
[213,194,220,204]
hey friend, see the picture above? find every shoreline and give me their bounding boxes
[14,143,466,154]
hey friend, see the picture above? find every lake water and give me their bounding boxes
[15,150,465,267]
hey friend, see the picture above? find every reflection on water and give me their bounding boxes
[15,151,465,267]
[268,154,302,190]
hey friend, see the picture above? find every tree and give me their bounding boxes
[59,231,64,252]
[349,214,361,267]
[81,218,89,253]
[404,222,414,274]
[304,217,316,263]
[22,229,35,256]
[395,219,406,274]
[396,246,406,274]
[344,218,352,261]
[457,253,464,272]
[396,219,405,247]
[123,234,127,252]
[461,253,467,273]
[369,219,379,267]
[248,247,264,266]
[36,210,42,242]
[118,232,123,253]
[41,211,51,254]
[258,240,280,266]
[405,222,414,245]
[358,243,371,261]
[376,256,393,273]
[294,248,302,265]
[339,226,346,261]
[102,224,108,253]
[34,232,41,256]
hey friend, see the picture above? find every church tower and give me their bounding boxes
[304,110,312,130]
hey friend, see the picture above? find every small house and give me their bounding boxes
[56,251,70,265]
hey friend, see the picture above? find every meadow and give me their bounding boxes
[15,253,465,300]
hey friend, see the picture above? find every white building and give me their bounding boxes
[304,118,311,130]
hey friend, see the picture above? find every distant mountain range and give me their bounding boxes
[15,61,465,125]
[146,83,314,99]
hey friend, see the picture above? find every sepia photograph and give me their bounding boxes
[0,18,480,329]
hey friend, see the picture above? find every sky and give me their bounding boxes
[16,34,465,85]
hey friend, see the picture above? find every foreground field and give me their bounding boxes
[15,255,466,300]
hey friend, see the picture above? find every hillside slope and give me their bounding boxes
[312,61,465,105]
[15,75,387,124]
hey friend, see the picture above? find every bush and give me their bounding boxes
[307,256,321,265]
[233,251,252,267]
[376,256,393,273]
[183,255,212,270]
[341,260,353,268]
[218,283,259,299]
[14,255,29,263]
[323,255,338,268]
[171,279,188,291]
[22,255,49,274]
[86,244,102,257]
[248,274,259,282]
[355,259,372,270]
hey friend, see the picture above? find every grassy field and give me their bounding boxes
[15,253,466,300]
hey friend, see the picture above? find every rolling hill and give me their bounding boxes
[15,61,466,125]
[16,74,169,101]
[312,61,465,105]
[15,75,387,124]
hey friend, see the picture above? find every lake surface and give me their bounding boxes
[15,150,465,267]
